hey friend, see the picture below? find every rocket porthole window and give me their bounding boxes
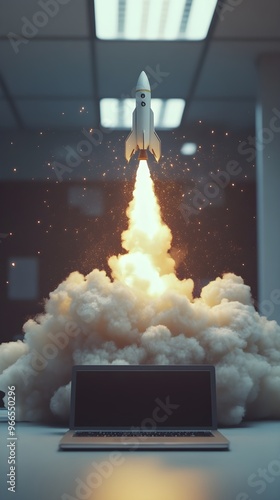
[141,93,145,98]
[141,102,146,106]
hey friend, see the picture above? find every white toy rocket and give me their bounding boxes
[125,71,161,162]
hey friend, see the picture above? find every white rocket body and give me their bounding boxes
[125,71,161,162]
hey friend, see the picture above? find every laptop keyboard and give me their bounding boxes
[74,431,214,438]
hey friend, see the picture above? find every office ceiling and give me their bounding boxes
[0,0,280,132]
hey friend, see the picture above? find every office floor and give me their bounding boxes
[0,419,280,500]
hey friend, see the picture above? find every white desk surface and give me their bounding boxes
[0,420,280,500]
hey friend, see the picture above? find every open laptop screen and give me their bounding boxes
[71,365,216,430]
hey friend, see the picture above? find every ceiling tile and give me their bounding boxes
[214,0,280,39]
[195,41,280,99]
[185,99,255,130]
[0,40,95,97]
[16,99,98,129]
[96,41,204,98]
[0,0,91,37]
[0,98,18,128]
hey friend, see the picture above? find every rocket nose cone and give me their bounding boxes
[136,71,150,91]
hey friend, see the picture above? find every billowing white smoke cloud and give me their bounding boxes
[1,271,280,425]
[0,162,280,425]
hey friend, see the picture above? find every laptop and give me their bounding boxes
[59,364,229,450]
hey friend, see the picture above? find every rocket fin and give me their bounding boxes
[150,131,161,162]
[149,109,161,162]
[125,110,137,162]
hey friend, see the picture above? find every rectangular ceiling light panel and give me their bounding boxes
[100,98,185,129]
[95,0,217,40]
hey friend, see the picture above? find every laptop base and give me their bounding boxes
[59,429,229,450]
